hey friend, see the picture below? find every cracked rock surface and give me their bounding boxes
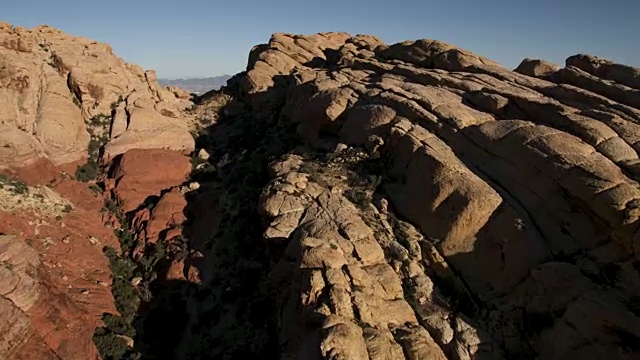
[240,32,640,359]
[0,21,194,168]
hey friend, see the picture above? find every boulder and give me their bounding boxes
[514,58,560,77]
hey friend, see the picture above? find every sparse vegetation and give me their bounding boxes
[92,331,136,360]
[93,194,183,359]
[76,114,111,182]
[89,183,103,194]
[93,201,140,360]
[296,147,384,210]
[189,152,202,168]
[344,188,371,208]
[0,174,30,195]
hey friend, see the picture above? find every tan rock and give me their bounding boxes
[514,58,560,77]
[249,31,640,359]
[0,22,194,169]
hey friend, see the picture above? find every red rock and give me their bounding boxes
[109,149,191,213]
[0,160,118,358]
[164,258,202,283]
[164,258,187,281]
[146,188,186,243]
[103,178,116,192]
[6,158,60,185]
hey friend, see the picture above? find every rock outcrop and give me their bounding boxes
[224,32,640,359]
[514,58,560,78]
[0,21,194,169]
[0,22,199,360]
[107,148,192,213]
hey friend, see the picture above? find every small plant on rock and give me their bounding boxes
[76,114,112,182]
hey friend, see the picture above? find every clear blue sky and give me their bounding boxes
[3,0,639,79]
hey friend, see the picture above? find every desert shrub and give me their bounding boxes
[76,114,111,182]
[75,159,100,182]
[114,228,135,253]
[110,95,124,111]
[0,175,30,194]
[94,194,173,358]
[71,93,82,108]
[89,183,103,194]
[92,330,137,360]
[90,114,111,127]
[344,188,371,209]
[94,246,141,359]
[102,313,136,337]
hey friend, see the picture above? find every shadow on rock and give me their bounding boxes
[132,83,299,359]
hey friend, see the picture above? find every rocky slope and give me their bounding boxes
[179,33,640,359]
[0,21,197,359]
[1,22,640,360]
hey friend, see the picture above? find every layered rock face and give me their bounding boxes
[0,21,194,168]
[232,33,640,359]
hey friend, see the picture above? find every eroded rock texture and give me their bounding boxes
[0,21,194,168]
[239,33,640,359]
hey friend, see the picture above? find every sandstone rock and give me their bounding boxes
[566,54,640,90]
[259,155,498,359]
[0,296,57,360]
[0,22,194,169]
[246,32,640,359]
[0,236,40,311]
[197,148,210,161]
[167,85,192,100]
[514,58,560,77]
[109,149,191,212]
[4,22,640,360]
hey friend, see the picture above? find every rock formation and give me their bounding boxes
[1,22,640,360]
[0,21,194,168]
[0,21,196,359]
[223,32,640,359]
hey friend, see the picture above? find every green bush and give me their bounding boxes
[93,329,140,360]
[94,191,169,359]
[75,160,100,182]
[94,247,141,359]
[76,113,112,182]
[102,314,136,337]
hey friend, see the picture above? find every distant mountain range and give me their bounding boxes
[158,75,232,95]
